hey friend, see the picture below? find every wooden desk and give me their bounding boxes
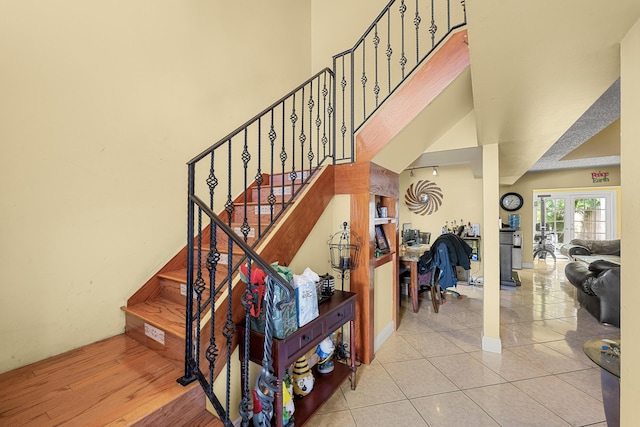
[399,245,440,313]
[238,290,357,427]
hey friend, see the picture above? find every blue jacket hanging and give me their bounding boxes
[417,234,472,289]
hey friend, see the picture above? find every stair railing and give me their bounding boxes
[332,0,467,162]
[179,68,335,427]
[180,1,467,425]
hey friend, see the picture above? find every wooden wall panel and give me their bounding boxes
[349,193,375,363]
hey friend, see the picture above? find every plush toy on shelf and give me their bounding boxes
[292,356,314,397]
[315,335,335,374]
[282,376,295,426]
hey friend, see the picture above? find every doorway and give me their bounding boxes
[532,189,618,248]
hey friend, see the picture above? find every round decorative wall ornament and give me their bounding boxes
[405,180,443,215]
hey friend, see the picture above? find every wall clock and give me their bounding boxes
[500,192,524,211]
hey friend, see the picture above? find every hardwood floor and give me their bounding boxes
[0,335,223,426]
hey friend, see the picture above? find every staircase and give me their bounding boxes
[0,2,469,426]
[119,159,335,421]
[118,1,468,426]
[120,169,315,366]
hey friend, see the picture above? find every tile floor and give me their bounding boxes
[306,258,619,427]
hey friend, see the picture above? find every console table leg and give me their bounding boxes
[274,378,283,427]
[349,319,357,389]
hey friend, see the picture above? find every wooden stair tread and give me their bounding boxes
[157,268,189,282]
[158,267,232,281]
[0,334,222,426]
[122,296,188,338]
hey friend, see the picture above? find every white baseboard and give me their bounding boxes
[374,321,395,353]
[482,335,502,354]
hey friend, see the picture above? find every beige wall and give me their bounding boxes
[374,262,394,339]
[284,194,353,287]
[620,16,640,426]
[399,164,484,239]
[502,167,621,263]
[0,0,312,373]
[311,0,390,71]
[399,163,484,274]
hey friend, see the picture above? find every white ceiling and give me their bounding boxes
[408,1,640,185]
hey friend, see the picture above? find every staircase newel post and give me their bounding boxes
[178,162,197,385]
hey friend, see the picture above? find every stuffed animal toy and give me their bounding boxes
[282,380,295,426]
[292,356,314,397]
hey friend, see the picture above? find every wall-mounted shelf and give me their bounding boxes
[372,251,394,267]
[334,162,399,364]
[373,217,397,225]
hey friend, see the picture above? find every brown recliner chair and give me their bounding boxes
[564,260,620,327]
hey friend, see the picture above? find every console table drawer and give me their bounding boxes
[325,301,354,333]
[282,323,324,360]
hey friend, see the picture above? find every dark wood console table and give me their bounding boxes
[238,290,357,427]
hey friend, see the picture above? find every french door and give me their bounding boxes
[532,190,617,246]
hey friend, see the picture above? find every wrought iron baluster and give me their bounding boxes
[223,241,235,423]
[239,260,253,427]
[349,51,355,162]
[361,43,367,121]
[324,69,335,165]
[386,11,392,94]
[315,76,321,167]
[290,93,297,199]
[415,0,422,62]
[373,24,381,109]
[462,0,467,26]
[255,119,264,235]
[268,110,277,231]
[298,86,306,190]
[225,141,235,228]
[255,274,277,425]
[179,166,196,386]
[430,0,437,48]
[308,80,315,173]
[241,130,251,244]
[194,209,205,375]
[280,101,287,213]
[400,0,407,79]
[340,56,347,159]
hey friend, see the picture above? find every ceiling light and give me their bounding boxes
[432,167,438,176]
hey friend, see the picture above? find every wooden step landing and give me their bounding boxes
[0,334,223,427]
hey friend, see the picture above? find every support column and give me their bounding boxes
[481,143,501,353]
[620,17,640,425]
